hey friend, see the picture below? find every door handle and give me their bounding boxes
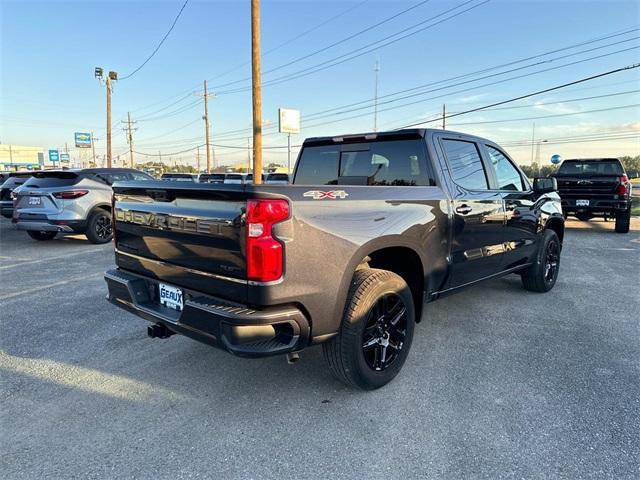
[455,205,472,215]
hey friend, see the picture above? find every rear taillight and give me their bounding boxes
[617,175,628,196]
[53,190,89,199]
[246,199,289,282]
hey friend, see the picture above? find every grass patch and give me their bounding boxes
[631,204,640,216]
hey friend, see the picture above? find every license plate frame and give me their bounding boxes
[158,283,184,311]
[576,199,590,207]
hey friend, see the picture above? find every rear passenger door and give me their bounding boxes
[437,136,506,288]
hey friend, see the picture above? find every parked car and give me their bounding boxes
[1,172,33,218]
[198,173,226,184]
[265,173,290,185]
[223,173,245,184]
[0,172,11,184]
[105,129,564,389]
[551,158,632,233]
[13,168,154,243]
[161,173,198,182]
[245,173,264,184]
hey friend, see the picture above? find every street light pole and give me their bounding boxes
[251,0,263,184]
[106,76,112,168]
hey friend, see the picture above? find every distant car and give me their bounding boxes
[161,173,198,182]
[198,173,226,184]
[551,158,632,233]
[1,172,33,218]
[13,168,154,243]
[223,173,245,184]
[0,172,11,184]
[265,173,290,185]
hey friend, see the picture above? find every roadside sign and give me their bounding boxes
[49,149,59,162]
[60,153,70,163]
[75,132,92,148]
[278,108,300,134]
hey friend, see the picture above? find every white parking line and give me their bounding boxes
[0,272,103,301]
[0,247,108,270]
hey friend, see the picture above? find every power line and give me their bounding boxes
[211,0,434,90]
[119,0,190,80]
[395,63,640,129]
[216,0,490,95]
[210,27,639,139]
[206,0,373,84]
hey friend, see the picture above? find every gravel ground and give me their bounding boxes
[1,216,639,479]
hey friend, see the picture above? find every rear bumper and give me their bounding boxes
[561,197,630,214]
[104,268,310,357]
[0,200,12,218]
[14,216,87,233]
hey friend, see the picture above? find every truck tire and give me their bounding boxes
[322,268,415,390]
[27,231,57,241]
[85,209,113,244]
[615,207,631,233]
[521,230,560,293]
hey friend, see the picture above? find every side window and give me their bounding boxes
[130,172,153,181]
[441,139,488,190]
[294,146,339,185]
[486,146,524,191]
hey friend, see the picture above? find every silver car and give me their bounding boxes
[13,168,153,243]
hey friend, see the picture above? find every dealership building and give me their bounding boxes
[0,144,44,170]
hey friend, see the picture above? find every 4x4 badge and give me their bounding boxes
[303,190,349,200]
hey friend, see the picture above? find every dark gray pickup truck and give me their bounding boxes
[105,129,564,389]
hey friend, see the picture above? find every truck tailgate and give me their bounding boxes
[112,182,248,301]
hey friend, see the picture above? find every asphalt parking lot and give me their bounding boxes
[1,216,639,479]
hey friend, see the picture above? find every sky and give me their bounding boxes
[1,0,639,169]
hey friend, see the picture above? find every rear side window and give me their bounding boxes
[94,172,131,185]
[486,146,525,191]
[294,139,433,186]
[294,145,340,185]
[441,139,488,190]
[23,173,80,188]
[558,160,624,175]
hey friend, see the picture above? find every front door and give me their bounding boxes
[439,137,506,288]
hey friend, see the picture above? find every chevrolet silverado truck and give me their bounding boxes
[551,158,632,233]
[105,129,564,389]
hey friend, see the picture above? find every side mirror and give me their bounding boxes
[533,177,557,193]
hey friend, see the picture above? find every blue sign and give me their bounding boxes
[75,132,92,148]
[49,150,59,162]
[60,153,70,163]
[551,154,562,165]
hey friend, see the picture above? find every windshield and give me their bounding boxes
[558,160,624,176]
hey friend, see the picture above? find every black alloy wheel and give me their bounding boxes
[544,239,560,284]
[361,293,408,371]
[95,213,112,240]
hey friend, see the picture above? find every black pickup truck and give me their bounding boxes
[105,129,564,389]
[551,158,632,233]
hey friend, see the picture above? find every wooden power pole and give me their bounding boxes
[91,131,97,165]
[203,80,212,173]
[442,104,446,130]
[106,76,112,168]
[251,0,263,183]
[123,112,136,168]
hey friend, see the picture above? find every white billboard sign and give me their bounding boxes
[278,108,300,134]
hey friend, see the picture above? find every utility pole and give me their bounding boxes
[196,145,201,173]
[202,80,213,173]
[530,122,536,166]
[251,0,263,183]
[373,58,380,132]
[91,131,97,165]
[122,112,137,168]
[442,104,446,130]
[95,68,117,168]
